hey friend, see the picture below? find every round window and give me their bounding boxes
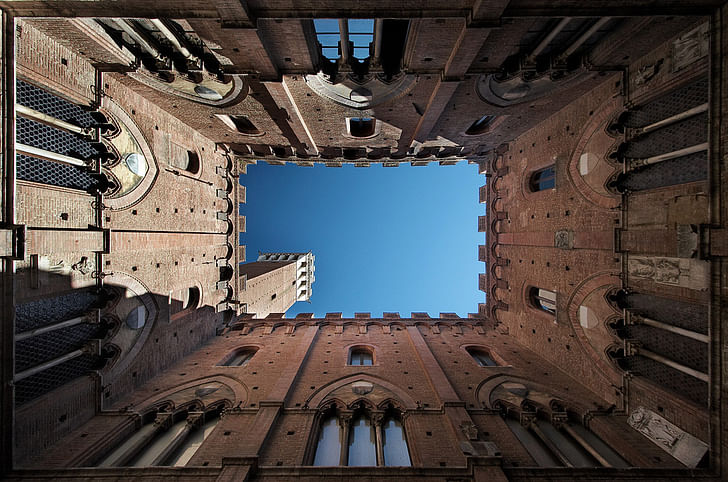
[125,304,148,330]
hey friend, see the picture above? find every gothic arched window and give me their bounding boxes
[530,287,557,316]
[218,347,257,367]
[465,114,496,135]
[312,406,411,467]
[97,409,221,467]
[529,165,556,192]
[466,347,498,367]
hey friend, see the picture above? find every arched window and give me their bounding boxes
[185,151,200,174]
[529,165,556,191]
[349,347,374,366]
[504,416,628,468]
[382,417,411,466]
[216,114,261,135]
[182,287,200,310]
[530,287,557,315]
[465,115,496,135]
[347,117,376,138]
[313,415,342,466]
[97,409,221,467]
[125,305,147,330]
[466,347,498,367]
[218,347,257,367]
[312,406,411,467]
[347,415,376,466]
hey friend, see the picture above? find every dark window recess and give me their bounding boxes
[379,19,410,81]
[229,115,260,135]
[465,115,496,135]
[349,117,376,137]
[529,165,556,192]
[530,287,557,315]
[185,151,200,174]
[271,293,277,300]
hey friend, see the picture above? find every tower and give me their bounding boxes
[238,252,315,317]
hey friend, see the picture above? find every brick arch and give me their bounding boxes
[131,375,248,412]
[564,271,623,387]
[307,373,418,410]
[476,375,591,416]
[565,93,622,209]
[104,272,159,382]
[100,98,159,211]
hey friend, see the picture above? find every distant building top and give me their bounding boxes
[257,252,315,302]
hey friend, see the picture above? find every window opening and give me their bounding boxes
[529,165,556,191]
[347,415,377,466]
[382,417,411,466]
[530,288,557,315]
[465,115,496,135]
[467,347,497,367]
[313,415,341,466]
[348,19,374,60]
[348,117,376,137]
[219,348,256,367]
[314,19,341,60]
[349,347,373,366]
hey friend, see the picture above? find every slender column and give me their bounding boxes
[149,19,198,64]
[635,315,709,343]
[338,19,350,63]
[529,421,573,467]
[632,103,708,137]
[338,412,352,466]
[16,143,86,167]
[13,348,84,382]
[149,412,203,466]
[15,311,97,341]
[110,19,164,61]
[560,424,612,467]
[557,17,611,60]
[111,412,172,467]
[629,143,709,169]
[528,17,571,60]
[16,104,93,138]
[635,346,709,382]
[372,19,384,65]
[372,411,385,466]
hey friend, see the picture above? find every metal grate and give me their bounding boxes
[618,152,707,192]
[15,323,103,373]
[16,154,96,190]
[624,325,708,373]
[623,293,708,335]
[623,77,708,128]
[624,356,707,406]
[16,79,96,127]
[623,113,707,159]
[15,354,97,406]
[17,117,99,159]
[16,290,99,332]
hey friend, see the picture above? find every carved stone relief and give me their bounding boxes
[628,406,708,467]
[628,256,708,290]
[672,22,709,72]
[555,229,574,250]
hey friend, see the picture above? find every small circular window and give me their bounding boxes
[124,152,148,177]
[194,85,224,101]
[125,304,148,330]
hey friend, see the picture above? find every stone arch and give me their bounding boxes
[565,92,622,209]
[307,373,418,410]
[103,272,159,382]
[132,375,248,412]
[100,98,158,211]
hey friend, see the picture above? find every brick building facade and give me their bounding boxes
[1,1,727,481]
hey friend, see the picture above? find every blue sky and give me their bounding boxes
[239,161,485,318]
